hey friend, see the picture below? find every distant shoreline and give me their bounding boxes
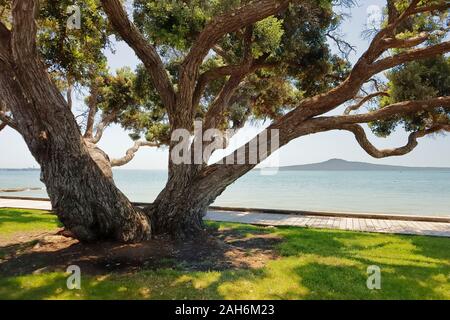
[2,158,450,172]
[0,187,43,193]
[0,168,40,171]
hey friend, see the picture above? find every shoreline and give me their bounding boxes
[1,195,449,223]
[0,187,43,193]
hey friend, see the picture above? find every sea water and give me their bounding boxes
[1,169,449,216]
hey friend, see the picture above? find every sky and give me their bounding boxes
[1,0,449,169]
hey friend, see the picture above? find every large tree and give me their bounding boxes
[1,0,449,241]
[0,0,152,242]
[100,0,450,237]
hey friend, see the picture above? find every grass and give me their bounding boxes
[0,208,61,235]
[0,209,449,300]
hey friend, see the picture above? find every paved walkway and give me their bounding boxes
[1,198,450,238]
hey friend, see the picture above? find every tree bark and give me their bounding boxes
[144,153,253,238]
[0,63,151,242]
[146,165,228,238]
[0,0,151,242]
[85,140,114,179]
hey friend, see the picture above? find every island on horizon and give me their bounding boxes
[263,158,450,171]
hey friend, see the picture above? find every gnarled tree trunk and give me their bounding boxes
[39,141,151,242]
[0,0,151,242]
[146,162,252,238]
[85,141,114,179]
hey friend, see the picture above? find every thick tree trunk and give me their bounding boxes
[85,141,114,179]
[146,167,204,237]
[145,164,236,238]
[147,192,207,238]
[0,21,150,242]
[40,144,151,242]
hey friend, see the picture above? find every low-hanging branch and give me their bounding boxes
[335,123,448,158]
[201,94,450,184]
[318,96,450,128]
[110,140,159,167]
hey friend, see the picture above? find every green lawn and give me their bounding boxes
[0,208,449,300]
[0,208,60,235]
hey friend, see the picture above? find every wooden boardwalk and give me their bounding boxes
[206,210,450,237]
[1,198,449,238]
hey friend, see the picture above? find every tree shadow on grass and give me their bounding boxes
[0,224,281,277]
[0,223,449,300]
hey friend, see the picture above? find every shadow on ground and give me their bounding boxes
[0,218,449,299]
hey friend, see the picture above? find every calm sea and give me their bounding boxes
[1,169,450,217]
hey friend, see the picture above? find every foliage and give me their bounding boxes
[368,1,450,137]
[130,0,350,135]
[370,57,450,136]
[92,66,170,144]
[37,0,111,86]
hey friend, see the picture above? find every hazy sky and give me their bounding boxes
[1,0,449,169]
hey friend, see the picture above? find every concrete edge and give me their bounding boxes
[1,195,449,223]
[208,206,450,223]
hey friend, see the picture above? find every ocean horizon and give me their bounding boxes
[1,168,450,217]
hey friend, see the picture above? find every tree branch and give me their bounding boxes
[110,140,159,167]
[100,0,176,113]
[344,91,389,115]
[90,112,117,144]
[326,31,356,59]
[84,83,99,139]
[409,2,450,16]
[193,58,275,109]
[382,32,430,49]
[385,0,421,33]
[314,96,450,128]
[203,73,247,131]
[202,55,272,131]
[336,123,448,158]
[200,96,450,184]
[288,15,450,121]
[370,41,450,75]
[11,0,38,63]
[178,0,291,126]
